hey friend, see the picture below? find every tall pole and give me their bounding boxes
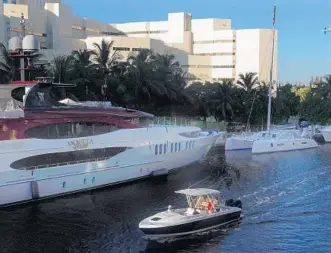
[267,5,276,134]
[19,13,26,81]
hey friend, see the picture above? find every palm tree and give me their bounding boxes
[71,49,93,98]
[91,39,121,99]
[0,43,14,83]
[185,82,210,120]
[206,82,235,122]
[237,72,259,92]
[126,49,165,109]
[49,55,74,83]
[153,53,190,114]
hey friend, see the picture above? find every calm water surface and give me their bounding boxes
[0,145,331,253]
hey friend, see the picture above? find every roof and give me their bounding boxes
[175,188,220,196]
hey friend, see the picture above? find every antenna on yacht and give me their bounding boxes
[266,5,276,134]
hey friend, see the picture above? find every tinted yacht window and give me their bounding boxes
[10,147,128,170]
[26,122,121,139]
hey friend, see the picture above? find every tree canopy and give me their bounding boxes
[0,40,329,126]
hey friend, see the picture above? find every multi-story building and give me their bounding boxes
[0,0,278,83]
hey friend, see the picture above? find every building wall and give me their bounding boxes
[235,29,260,80]
[44,3,72,54]
[0,0,3,15]
[1,1,278,83]
[0,15,5,43]
[85,36,165,61]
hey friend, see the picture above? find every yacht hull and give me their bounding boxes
[251,138,318,154]
[0,127,219,207]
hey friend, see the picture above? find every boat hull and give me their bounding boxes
[225,137,254,151]
[139,210,242,240]
[251,138,318,154]
[0,127,219,207]
[321,129,331,142]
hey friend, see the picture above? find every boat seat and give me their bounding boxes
[186,208,199,215]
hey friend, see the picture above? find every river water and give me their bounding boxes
[0,145,330,253]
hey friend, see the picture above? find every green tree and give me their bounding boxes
[0,43,14,83]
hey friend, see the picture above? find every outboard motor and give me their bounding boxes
[225,199,242,209]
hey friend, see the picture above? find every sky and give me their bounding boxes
[63,0,331,83]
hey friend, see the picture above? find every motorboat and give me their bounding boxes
[138,188,242,240]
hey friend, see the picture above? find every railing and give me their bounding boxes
[151,116,266,132]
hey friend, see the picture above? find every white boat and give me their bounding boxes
[0,80,221,207]
[251,130,318,154]
[251,6,318,154]
[226,131,269,151]
[225,129,300,151]
[138,188,242,240]
[320,126,331,142]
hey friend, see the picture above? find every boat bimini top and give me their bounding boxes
[174,188,221,213]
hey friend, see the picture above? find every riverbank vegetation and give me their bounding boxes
[0,40,330,126]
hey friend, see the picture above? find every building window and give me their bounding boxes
[171,143,173,153]
[183,65,235,69]
[175,143,178,152]
[193,39,235,44]
[132,48,148,52]
[113,47,130,51]
[155,145,158,155]
[164,144,167,154]
[186,141,188,150]
[178,143,181,152]
[193,52,235,56]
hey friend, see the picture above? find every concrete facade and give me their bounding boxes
[0,0,278,83]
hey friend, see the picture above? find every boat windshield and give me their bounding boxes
[186,194,220,211]
[24,84,74,108]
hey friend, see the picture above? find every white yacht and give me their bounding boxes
[0,80,221,207]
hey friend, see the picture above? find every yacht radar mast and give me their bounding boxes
[8,13,42,83]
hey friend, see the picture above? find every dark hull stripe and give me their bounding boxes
[140,211,241,235]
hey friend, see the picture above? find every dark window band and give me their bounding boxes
[26,122,121,139]
[10,147,129,170]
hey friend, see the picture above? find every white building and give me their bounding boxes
[0,0,278,82]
